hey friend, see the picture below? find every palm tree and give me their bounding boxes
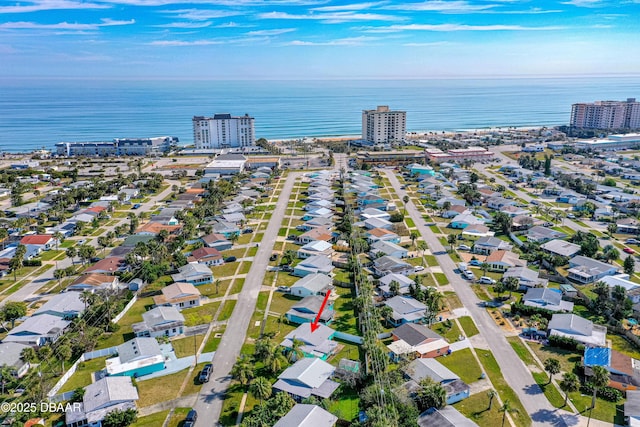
[20,347,38,365]
[249,377,272,404]
[53,231,64,250]
[409,231,419,248]
[559,372,579,407]
[503,276,520,299]
[287,338,305,362]
[447,234,457,252]
[58,344,72,373]
[417,241,428,258]
[487,389,497,410]
[480,262,490,277]
[403,195,409,214]
[265,346,287,374]
[231,356,255,386]
[544,358,561,385]
[588,365,610,413]
[499,399,519,427]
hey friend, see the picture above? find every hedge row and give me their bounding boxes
[548,335,585,352]
[581,383,623,402]
[511,302,554,320]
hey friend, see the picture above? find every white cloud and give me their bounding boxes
[384,1,497,12]
[561,0,604,6]
[155,21,212,28]
[311,2,386,12]
[162,9,244,21]
[96,0,325,5]
[150,36,268,46]
[403,41,453,46]
[287,36,379,45]
[0,19,135,30]
[246,28,296,36]
[213,21,254,28]
[258,11,402,23]
[361,23,566,32]
[0,0,109,13]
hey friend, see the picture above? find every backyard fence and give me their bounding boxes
[111,294,138,324]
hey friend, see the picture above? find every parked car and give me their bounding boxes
[478,276,496,285]
[184,410,198,427]
[463,270,476,280]
[566,213,576,219]
[469,259,482,267]
[457,244,471,251]
[224,256,237,263]
[242,228,254,234]
[281,265,293,272]
[269,253,278,261]
[414,266,425,272]
[132,203,141,209]
[198,364,212,383]
[287,234,297,240]
[626,238,639,244]
[277,286,290,292]
[624,247,635,254]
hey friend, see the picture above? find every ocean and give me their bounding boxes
[0,76,639,153]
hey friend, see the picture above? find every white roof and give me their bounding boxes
[278,357,335,389]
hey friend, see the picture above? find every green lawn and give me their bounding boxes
[506,336,536,366]
[458,316,480,337]
[229,278,245,295]
[219,300,237,321]
[182,302,221,327]
[476,349,532,427]
[332,288,358,335]
[609,334,640,359]
[528,342,582,374]
[129,410,170,427]
[137,367,194,408]
[171,334,205,358]
[531,372,568,410]
[405,217,415,228]
[471,285,491,301]
[433,272,448,286]
[568,390,623,425]
[424,255,438,267]
[203,331,223,353]
[97,296,155,349]
[444,291,463,310]
[454,392,504,427]
[431,321,463,343]
[167,408,193,427]
[219,383,246,426]
[39,250,64,261]
[439,348,483,385]
[59,357,109,393]
[326,385,360,422]
[211,262,240,278]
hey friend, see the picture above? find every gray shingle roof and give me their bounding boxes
[404,358,459,383]
[274,404,337,427]
[116,337,162,363]
[549,314,593,336]
[392,323,442,346]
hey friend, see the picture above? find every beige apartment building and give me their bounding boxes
[362,105,407,144]
[570,98,640,129]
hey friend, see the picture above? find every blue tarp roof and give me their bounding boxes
[584,347,611,367]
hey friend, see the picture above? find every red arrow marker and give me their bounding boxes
[310,290,331,333]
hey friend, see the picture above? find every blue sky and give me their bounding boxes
[1,0,639,79]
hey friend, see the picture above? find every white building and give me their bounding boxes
[570,98,640,129]
[193,113,255,149]
[362,105,406,144]
[55,136,177,157]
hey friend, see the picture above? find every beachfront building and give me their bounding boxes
[362,105,406,144]
[570,98,640,129]
[575,134,640,151]
[55,136,177,157]
[425,147,494,163]
[193,113,255,149]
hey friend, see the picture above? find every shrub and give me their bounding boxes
[511,302,554,320]
[23,259,42,267]
[581,384,623,402]
[548,335,582,351]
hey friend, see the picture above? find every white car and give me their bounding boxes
[463,270,475,280]
[457,244,471,251]
[478,276,496,285]
[414,266,425,272]
[626,238,639,244]
[566,213,576,219]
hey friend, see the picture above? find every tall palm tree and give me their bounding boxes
[544,358,561,385]
[487,389,497,410]
[249,377,272,404]
[231,356,255,386]
[588,365,610,417]
[499,399,519,427]
[265,346,287,374]
[559,372,580,407]
[287,339,305,362]
[417,241,428,258]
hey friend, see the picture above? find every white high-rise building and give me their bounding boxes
[192,113,255,149]
[362,105,406,144]
[570,98,640,129]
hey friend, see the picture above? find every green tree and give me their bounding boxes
[66,246,77,264]
[78,244,97,265]
[265,346,287,374]
[287,338,305,363]
[249,377,272,403]
[447,234,457,252]
[487,389,497,410]
[588,365,610,412]
[414,377,447,411]
[2,302,27,329]
[38,345,52,361]
[409,231,419,248]
[559,372,580,407]
[231,356,255,386]
[403,195,410,214]
[607,223,618,236]
[602,245,620,264]
[503,277,520,299]
[389,280,400,297]
[102,408,138,427]
[543,358,561,385]
[58,344,72,372]
[70,387,85,403]
[499,399,519,427]
[20,346,37,364]
[624,255,636,276]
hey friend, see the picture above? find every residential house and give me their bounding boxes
[441,205,469,219]
[0,342,32,378]
[358,194,385,206]
[485,250,526,272]
[187,247,223,266]
[383,296,427,327]
[408,164,435,176]
[272,357,339,402]
[293,255,334,277]
[290,274,334,298]
[68,274,119,292]
[378,273,416,297]
[285,296,334,325]
[548,313,607,347]
[153,282,201,310]
[370,240,408,259]
[305,200,333,211]
[360,208,391,221]
[150,209,180,225]
[461,224,495,238]
[584,347,640,391]
[20,234,58,251]
[387,323,449,360]
[436,197,466,208]
[557,193,583,204]
[297,240,334,259]
[567,256,618,284]
[132,306,185,338]
[33,292,84,320]
[487,196,516,210]
[274,404,338,427]
[523,288,574,312]
[279,323,338,360]
[84,257,127,275]
[417,407,479,427]
[472,236,512,255]
[201,233,233,251]
[105,337,165,378]
[526,226,567,243]
[301,207,333,221]
[296,227,334,245]
[222,212,246,224]
[366,228,401,244]
[135,222,182,236]
[449,213,484,229]
[211,221,240,239]
[65,376,139,427]
[503,266,548,289]
[171,263,213,285]
[625,390,640,425]
[502,205,530,217]
[403,358,470,404]
[600,274,640,302]
[560,284,578,299]
[617,218,640,235]
[541,240,581,258]
[296,217,333,232]
[512,215,541,231]
[3,314,70,346]
[363,217,393,230]
[373,256,414,277]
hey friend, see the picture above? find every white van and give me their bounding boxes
[458,262,468,273]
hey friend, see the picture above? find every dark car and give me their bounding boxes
[90,257,102,263]
[184,409,198,427]
[242,228,253,234]
[281,265,293,272]
[132,203,141,209]
[224,256,237,263]
[198,363,212,383]
[269,253,278,261]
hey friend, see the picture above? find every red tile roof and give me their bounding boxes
[20,234,54,245]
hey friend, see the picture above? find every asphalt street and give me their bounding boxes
[193,172,300,427]
[384,169,567,427]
